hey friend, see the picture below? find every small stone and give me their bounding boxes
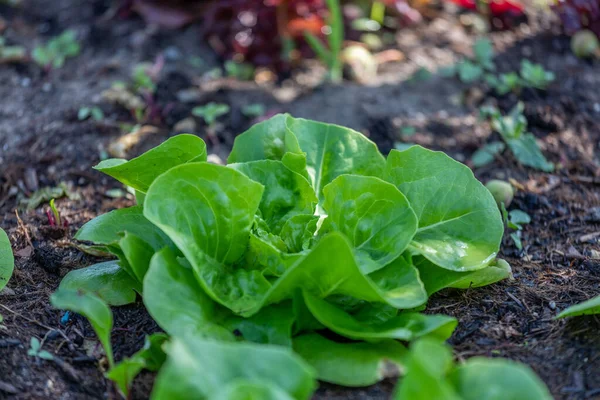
[549,301,556,310]
[164,46,181,61]
[207,154,224,165]
[173,117,197,133]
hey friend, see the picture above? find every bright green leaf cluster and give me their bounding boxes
[32,30,80,69]
[192,102,231,126]
[58,115,516,397]
[474,103,554,172]
[449,39,554,95]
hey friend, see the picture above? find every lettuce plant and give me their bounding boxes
[59,115,514,396]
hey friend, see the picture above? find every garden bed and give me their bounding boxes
[0,0,599,399]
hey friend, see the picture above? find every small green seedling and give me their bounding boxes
[472,37,495,71]
[224,61,255,80]
[519,60,554,90]
[49,198,61,227]
[501,205,531,250]
[132,63,156,93]
[78,107,104,121]
[32,30,80,69]
[477,103,553,172]
[27,337,54,360]
[241,104,266,119]
[304,0,344,82]
[485,72,521,95]
[192,102,230,128]
[455,38,495,84]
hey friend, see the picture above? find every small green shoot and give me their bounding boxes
[49,198,61,227]
[132,63,156,93]
[192,102,230,127]
[472,141,506,168]
[457,60,484,83]
[224,60,255,80]
[241,104,266,119]
[304,0,344,82]
[500,203,531,250]
[27,337,54,360]
[78,107,104,122]
[472,38,495,71]
[32,30,80,69]
[455,38,495,84]
[479,103,554,172]
[519,60,555,89]
[485,72,521,95]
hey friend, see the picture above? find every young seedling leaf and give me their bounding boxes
[505,134,554,172]
[471,142,505,168]
[385,146,504,272]
[473,38,495,71]
[59,261,140,306]
[107,333,168,397]
[293,333,406,387]
[94,134,207,193]
[50,288,114,367]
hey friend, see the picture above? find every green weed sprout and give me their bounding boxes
[304,0,344,83]
[32,30,80,69]
[192,102,230,128]
[519,60,554,90]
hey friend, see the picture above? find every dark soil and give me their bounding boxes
[1,1,599,399]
